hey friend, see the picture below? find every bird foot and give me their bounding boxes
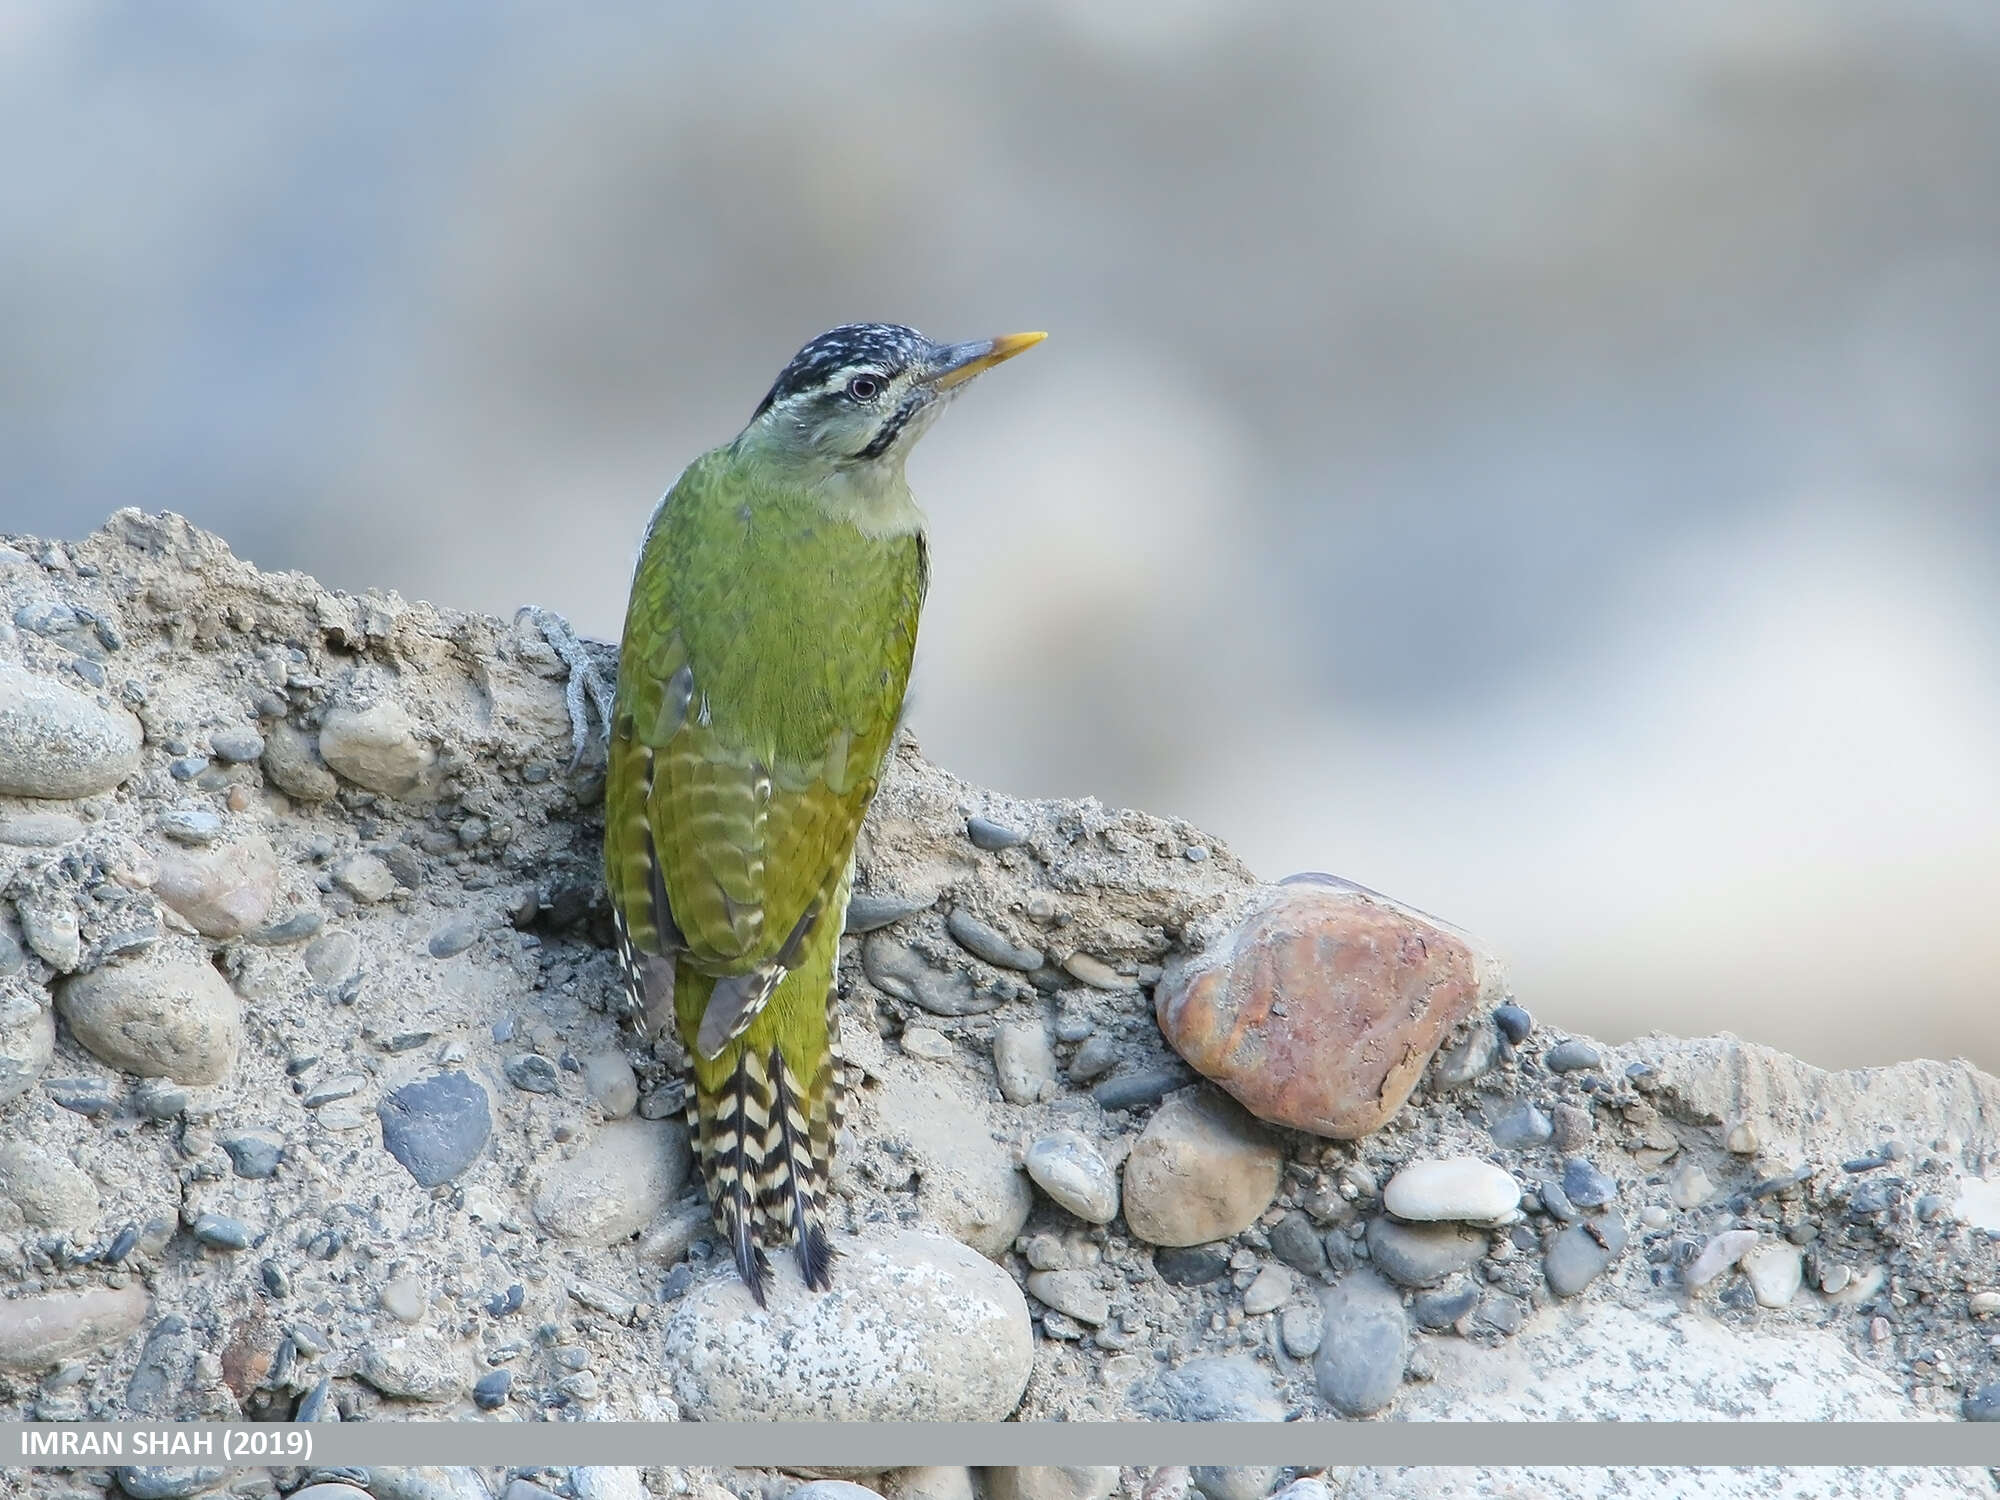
[522,606,616,771]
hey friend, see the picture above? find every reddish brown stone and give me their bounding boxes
[1155,876,1504,1139]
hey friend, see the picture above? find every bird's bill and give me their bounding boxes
[924,331,1048,390]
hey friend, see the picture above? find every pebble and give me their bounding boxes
[1550,1102,1594,1152]
[0,661,144,798]
[334,853,398,903]
[260,722,339,803]
[191,1213,255,1251]
[1412,1277,1480,1330]
[1122,1087,1282,1246]
[218,1129,284,1180]
[472,1367,512,1410]
[1685,1229,1761,1289]
[902,1026,954,1061]
[532,1117,690,1245]
[582,1048,639,1116]
[1149,1355,1285,1421]
[945,908,1043,972]
[1280,1299,1324,1357]
[303,1073,365,1108]
[1432,1021,1501,1088]
[1742,1240,1804,1308]
[1492,1003,1533,1044]
[1023,1130,1119,1224]
[1067,1034,1121,1084]
[992,1020,1056,1105]
[203,727,261,765]
[0,1140,101,1235]
[1092,1065,1194,1113]
[111,1469,229,1500]
[1670,1162,1715,1210]
[1725,1121,1760,1154]
[1970,1291,2000,1318]
[861,933,997,1016]
[303,930,360,984]
[17,898,81,973]
[843,890,932,933]
[1314,1269,1410,1417]
[0,994,54,1104]
[59,952,242,1084]
[1966,1382,2000,1422]
[358,1332,468,1401]
[1561,1157,1617,1209]
[378,1071,492,1187]
[506,1052,560,1093]
[663,1231,1034,1420]
[1364,1217,1487,1288]
[133,1080,189,1119]
[379,1276,428,1324]
[154,835,280,938]
[1641,1204,1671,1229]
[966,815,1029,851]
[1268,1209,1329,1277]
[1536,1178,1576,1221]
[0,1284,150,1372]
[1242,1264,1290,1315]
[427,913,481,958]
[1027,1269,1110,1325]
[1545,1214,1629,1297]
[1153,1245,1229,1286]
[317,699,437,798]
[168,754,207,781]
[1544,1039,1601,1073]
[0,812,84,846]
[1383,1157,1521,1224]
[157,807,224,845]
[1156,880,1496,1137]
[989,1473,1120,1500]
[1488,1101,1554,1149]
[1062,952,1134,991]
[253,909,322,945]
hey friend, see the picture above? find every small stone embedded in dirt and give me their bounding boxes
[1121,1085,1282,1246]
[378,1071,493,1187]
[1382,1157,1521,1224]
[532,1116,690,1245]
[358,1331,469,1402]
[154,834,280,938]
[317,697,437,799]
[260,720,339,802]
[334,853,398,903]
[1241,1263,1290,1315]
[1155,878,1504,1137]
[0,660,144,799]
[1686,1228,1761,1290]
[862,932,996,1016]
[1545,1214,1629,1297]
[1027,1269,1110,1325]
[0,993,54,1104]
[1144,1354,1286,1421]
[993,1019,1056,1105]
[0,1138,102,1235]
[1023,1129,1119,1225]
[1365,1217,1487,1288]
[58,949,242,1084]
[1314,1269,1410,1417]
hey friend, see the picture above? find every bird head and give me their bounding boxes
[737,322,1045,479]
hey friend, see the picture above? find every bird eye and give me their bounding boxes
[846,374,884,401]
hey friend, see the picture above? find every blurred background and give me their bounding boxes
[5,1,1996,1071]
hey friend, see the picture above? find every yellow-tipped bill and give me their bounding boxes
[925,331,1048,390]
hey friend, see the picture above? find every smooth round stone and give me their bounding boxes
[1061,952,1134,992]
[1024,1129,1119,1224]
[871,1070,1030,1257]
[427,913,481,958]
[292,1488,375,1500]
[1383,1157,1521,1224]
[1742,1240,1804,1308]
[1365,1217,1487,1288]
[992,1020,1056,1105]
[1432,1022,1500,1088]
[1314,1269,1409,1417]
[1091,1065,1194,1114]
[581,1048,639,1117]
[987,1472,1118,1500]
[1242,1263,1291,1315]
[1670,1162,1716,1210]
[532,1117,690,1245]
[945,908,1042,972]
[965,815,1029,851]
[1269,1209,1329,1276]
[0,1140,101,1235]
[1280,1299,1324,1357]
[59,952,242,1084]
[1966,1382,2000,1422]
[302,930,360,984]
[207,727,265,764]
[218,1129,284,1180]
[861,933,998,1016]
[191,1214,254,1251]
[379,1275,427,1324]
[1122,1087,1282,1246]
[471,1369,512,1411]
[0,994,54,1105]
[843,890,931,934]
[334,853,397,903]
[1544,1039,1602,1073]
[18,899,81,972]
[1561,1157,1617,1209]
[260,721,339,803]
[902,1026,954,1061]
[1492,1004,1533,1044]
[1153,1244,1230,1286]
[317,699,436,798]
[1066,1034,1121,1084]
[1191,1471,1280,1500]
[154,835,279,938]
[0,812,83,847]
[111,1468,228,1500]
[1488,1101,1554,1149]
[0,662,143,798]
[0,1285,150,1373]
[1544,1214,1628,1297]
[358,1332,469,1402]
[1411,1277,1480,1330]
[1026,1269,1110,1325]
[663,1231,1033,1420]
[378,1072,492,1187]
[1685,1229,1761,1289]
[157,807,224,845]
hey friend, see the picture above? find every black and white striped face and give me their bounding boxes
[742,322,1045,472]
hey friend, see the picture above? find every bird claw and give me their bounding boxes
[524,606,616,771]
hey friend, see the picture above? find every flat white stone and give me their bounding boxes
[1383,1157,1521,1223]
[1685,1228,1760,1289]
[1743,1241,1803,1308]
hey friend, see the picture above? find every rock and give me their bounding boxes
[1191,1470,1280,1500]
[334,853,398,903]
[1153,1244,1229,1286]
[946,907,1042,971]
[58,951,242,1084]
[582,1048,639,1117]
[1147,1355,1285,1421]
[380,1276,427,1324]
[789,1487,882,1500]
[1560,1157,1617,1210]
[1092,1065,1196,1113]
[191,1212,255,1250]
[0,992,54,1104]
[1280,1299,1324,1357]
[214,1128,283,1180]
[207,726,264,764]
[1432,1022,1500,1088]
[532,1117,690,1245]
[1364,1217,1486,1288]
[993,1020,1056,1105]
[1026,1269,1110,1325]
[428,912,481,958]
[17,897,81,973]
[1383,1157,1521,1224]
[1966,1382,2000,1422]
[902,1026,953,1061]
[986,1470,1117,1500]
[1685,1229,1761,1290]
[0,811,84,846]
[664,1231,1033,1420]
[1122,1086,1283,1246]
[154,834,280,938]
[1491,1003,1532,1043]
[862,932,997,1016]
[1314,1270,1409,1417]
[0,661,143,798]
[471,1368,511,1410]
[1544,1039,1601,1073]
[1487,1101,1553,1149]
[1062,952,1135,991]
[156,806,224,845]
[358,1332,470,1402]
[1742,1240,1804,1308]
[1544,1215,1628,1297]
[505,1052,559,1093]
[1242,1264,1290,1315]
[1155,877,1503,1137]
[1023,1129,1119,1225]
[882,1469,976,1500]
[290,1489,374,1500]
[0,1139,101,1235]
[0,1284,149,1372]
[1268,1209,1329,1276]
[260,721,339,802]
[1669,1162,1715,1210]
[870,1068,1032,1257]
[844,889,933,933]
[1550,1102,1594,1153]
[111,1468,228,1499]
[1412,1278,1480,1331]
[1066,1033,1121,1084]
[317,698,437,798]
[303,930,360,984]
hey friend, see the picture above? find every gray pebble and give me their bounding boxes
[966,815,1029,851]
[1183,845,1209,861]
[505,1053,560,1094]
[207,727,265,764]
[1487,1101,1553,1149]
[292,1375,335,1423]
[0,994,55,1105]
[1433,1022,1500,1088]
[0,661,144,798]
[0,812,84,847]
[1268,1210,1329,1277]
[157,808,223,845]
[1279,1299,1324,1357]
[1026,1268,1110,1325]
[168,755,207,781]
[1149,1355,1285,1421]
[335,853,398,903]
[261,721,339,802]
[427,914,480,958]
[303,1073,365,1108]
[1091,1065,1194,1113]
[1561,1157,1617,1209]
[1154,1244,1230,1286]
[582,1049,639,1117]
[58,953,242,1085]
[302,930,360,984]
[378,1072,492,1187]
[1545,1214,1628,1297]
[1054,1013,1094,1043]
[1411,1277,1480,1330]
[473,1367,512,1410]
[191,1213,255,1251]
[1545,1039,1601,1073]
[945,907,1043,972]
[133,1080,189,1120]
[218,1130,284,1179]
[1365,1217,1487,1288]
[1474,1291,1526,1336]
[1067,1034,1121,1084]
[1965,1381,2000,1422]
[1314,1270,1409,1417]
[861,932,997,1016]
[19,899,81,973]
[1538,1178,1578,1222]
[252,909,323,945]
[42,1077,113,1116]
[844,891,931,933]
[0,927,22,981]
[1492,1003,1532,1043]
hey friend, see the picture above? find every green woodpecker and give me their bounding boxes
[604,322,1045,1302]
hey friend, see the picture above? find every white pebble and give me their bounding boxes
[1685,1228,1760,1289]
[1024,1130,1119,1224]
[1742,1241,1803,1308]
[1383,1157,1521,1224]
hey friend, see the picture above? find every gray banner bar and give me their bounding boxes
[6,1423,1999,1469]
